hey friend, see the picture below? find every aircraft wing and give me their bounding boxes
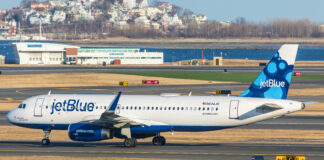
[86,92,152,128]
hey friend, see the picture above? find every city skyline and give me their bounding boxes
[2,0,324,23]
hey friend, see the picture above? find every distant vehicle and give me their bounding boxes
[7,44,306,147]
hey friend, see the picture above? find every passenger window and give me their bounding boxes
[18,104,22,108]
[168,107,171,110]
[121,106,124,110]
[185,107,188,110]
[96,106,98,109]
[139,107,141,110]
[156,107,158,110]
[151,107,154,110]
[164,107,167,110]
[147,107,150,110]
[104,106,107,109]
[177,107,179,110]
[130,106,133,110]
[23,104,26,109]
[216,107,218,111]
[126,106,129,110]
[160,107,162,110]
[198,107,201,111]
[181,107,184,110]
[134,106,137,110]
[190,107,192,110]
[173,107,175,110]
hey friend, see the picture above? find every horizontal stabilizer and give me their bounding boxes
[303,101,317,105]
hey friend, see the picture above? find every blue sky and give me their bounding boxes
[2,0,324,23]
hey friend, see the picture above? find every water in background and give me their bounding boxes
[145,46,324,62]
[1,40,324,63]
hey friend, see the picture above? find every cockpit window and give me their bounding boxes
[18,104,26,109]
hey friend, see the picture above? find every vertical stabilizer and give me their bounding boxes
[238,44,299,99]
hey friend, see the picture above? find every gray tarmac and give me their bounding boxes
[0,140,324,159]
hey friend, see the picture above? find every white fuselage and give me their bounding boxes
[7,94,304,132]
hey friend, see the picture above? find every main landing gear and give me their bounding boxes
[124,138,137,147]
[152,133,166,146]
[41,129,51,145]
[122,128,137,147]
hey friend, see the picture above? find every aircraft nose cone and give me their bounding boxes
[301,103,306,110]
[6,110,16,124]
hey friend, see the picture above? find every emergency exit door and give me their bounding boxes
[34,98,44,117]
[229,100,239,119]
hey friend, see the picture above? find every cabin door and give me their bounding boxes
[229,100,239,119]
[34,98,44,117]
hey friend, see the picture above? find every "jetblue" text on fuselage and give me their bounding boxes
[50,99,95,115]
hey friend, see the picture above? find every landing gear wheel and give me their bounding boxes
[124,138,137,147]
[41,129,51,146]
[41,138,50,145]
[152,136,166,146]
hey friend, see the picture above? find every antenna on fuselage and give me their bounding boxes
[188,92,192,96]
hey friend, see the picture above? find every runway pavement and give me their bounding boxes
[0,79,323,101]
[0,141,323,159]
[0,66,323,75]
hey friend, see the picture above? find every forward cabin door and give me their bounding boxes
[34,98,44,117]
[229,100,239,119]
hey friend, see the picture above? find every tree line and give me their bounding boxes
[26,18,322,39]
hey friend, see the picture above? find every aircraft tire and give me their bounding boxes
[159,136,166,145]
[152,136,166,146]
[124,138,136,147]
[41,138,50,145]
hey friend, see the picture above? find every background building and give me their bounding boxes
[13,42,79,64]
[12,42,164,65]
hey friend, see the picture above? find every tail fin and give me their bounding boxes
[238,44,299,99]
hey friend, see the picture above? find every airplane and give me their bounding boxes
[7,44,305,147]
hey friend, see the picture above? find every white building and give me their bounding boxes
[12,43,164,65]
[77,48,163,65]
[123,0,136,9]
[13,42,79,65]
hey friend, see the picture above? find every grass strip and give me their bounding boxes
[112,72,258,83]
[111,72,324,83]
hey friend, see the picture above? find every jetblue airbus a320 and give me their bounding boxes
[7,44,305,147]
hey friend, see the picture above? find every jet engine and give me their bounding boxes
[68,123,113,141]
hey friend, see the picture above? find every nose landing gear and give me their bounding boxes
[41,129,51,145]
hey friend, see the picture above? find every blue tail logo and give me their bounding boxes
[239,44,298,99]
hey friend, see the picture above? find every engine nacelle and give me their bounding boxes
[68,123,113,141]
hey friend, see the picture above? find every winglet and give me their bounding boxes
[108,92,122,111]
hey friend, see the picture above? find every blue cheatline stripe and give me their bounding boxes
[108,92,122,111]
[10,122,233,132]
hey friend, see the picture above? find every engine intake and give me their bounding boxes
[68,123,113,141]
